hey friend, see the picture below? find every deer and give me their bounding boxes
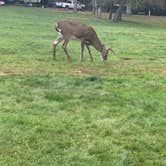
[53,20,114,63]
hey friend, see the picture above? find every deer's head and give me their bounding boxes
[101,45,114,62]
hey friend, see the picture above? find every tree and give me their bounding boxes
[126,0,132,15]
[74,0,77,13]
[96,0,105,19]
[113,0,127,22]
[92,0,97,14]
[92,0,97,15]
[109,0,113,20]
[92,0,104,19]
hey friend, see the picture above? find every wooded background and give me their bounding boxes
[81,0,166,21]
[4,0,166,21]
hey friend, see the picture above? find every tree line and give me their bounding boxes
[4,0,166,21]
[78,0,166,22]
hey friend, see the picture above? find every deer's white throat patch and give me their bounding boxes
[56,27,63,38]
[58,32,63,37]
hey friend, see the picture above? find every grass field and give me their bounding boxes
[0,6,166,165]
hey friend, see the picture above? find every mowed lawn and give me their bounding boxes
[0,6,166,165]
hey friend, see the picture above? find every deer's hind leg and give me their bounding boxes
[62,39,71,62]
[53,34,64,60]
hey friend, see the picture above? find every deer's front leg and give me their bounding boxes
[53,36,63,61]
[80,41,85,63]
[86,44,93,62]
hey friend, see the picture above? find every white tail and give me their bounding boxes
[53,20,113,62]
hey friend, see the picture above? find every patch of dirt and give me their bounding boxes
[147,16,166,21]
[122,57,138,61]
[137,65,166,76]
[0,70,42,76]
[159,68,166,75]
[69,67,101,77]
[0,70,22,76]
[121,57,157,61]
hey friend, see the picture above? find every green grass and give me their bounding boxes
[0,6,166,165]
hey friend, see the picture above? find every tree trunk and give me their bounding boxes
[113,0,126,22]
[109,0,113,20]
[96,5,102,19]
[74,0,77,13]
[92,0,96,14]
[126,3,132,15]
[96,6,99,18]
[98,6,102,19]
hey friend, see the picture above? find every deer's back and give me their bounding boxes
[57,21,97,41]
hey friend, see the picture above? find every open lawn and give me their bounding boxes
[0,6,166,165]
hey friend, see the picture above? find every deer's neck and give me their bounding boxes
[92,37,103,53]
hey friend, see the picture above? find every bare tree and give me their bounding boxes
[96,0,104,19]
[92,0,97,14]
[113,0,127,22]
[109,0,113,20]
[126,0,132,15]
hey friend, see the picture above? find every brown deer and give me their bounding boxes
[53,20,114,62]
